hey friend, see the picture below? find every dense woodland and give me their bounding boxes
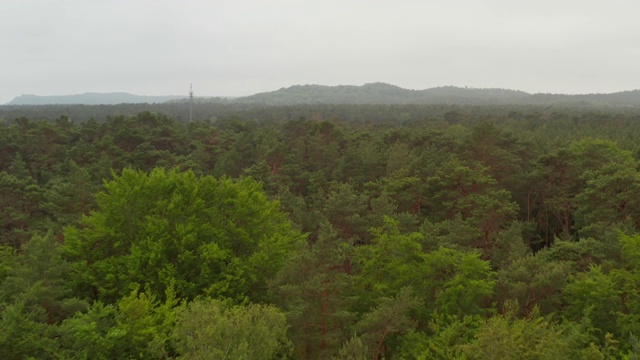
[2,103,640,359]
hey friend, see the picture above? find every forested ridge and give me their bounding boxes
[9,83,640,108]
[2,105,640,359]
[236,83,640,107]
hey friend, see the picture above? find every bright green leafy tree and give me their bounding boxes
[356,218,496,320]
[63,168,303,303]
[171,298,292,360]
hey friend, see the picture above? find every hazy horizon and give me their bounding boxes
[2,0,640,104]
[6,82,640,104]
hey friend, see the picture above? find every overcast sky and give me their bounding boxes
[2,0,640,103]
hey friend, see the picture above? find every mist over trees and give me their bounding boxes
[2,101,640,358]
[7,93,186,106]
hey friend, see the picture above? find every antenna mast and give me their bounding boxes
[189,83,194,123]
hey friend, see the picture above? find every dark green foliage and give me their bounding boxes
[0,300,59,360]
[0,234,84,359]
[270,223,356,359]
[354,287,421,359]
[2,105,640,358]
[497,254,570,318]
[0,169,46,248]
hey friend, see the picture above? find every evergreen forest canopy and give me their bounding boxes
[2,102,640,359]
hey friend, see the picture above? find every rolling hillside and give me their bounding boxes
[7,92,186,105]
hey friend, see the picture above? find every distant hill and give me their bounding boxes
[233,83,640,107]
[8,84,640,107]
[7,92,186,105]
[528,90,640,107]
[236,83,530,105]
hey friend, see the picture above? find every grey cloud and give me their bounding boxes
[2,0,640,103]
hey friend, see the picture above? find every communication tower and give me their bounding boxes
[189,83,194,123]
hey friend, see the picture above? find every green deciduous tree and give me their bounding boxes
[0,300,58,360]
[332,335,369,360]
[461,306,574,360]
[563,265,621,339]
[1,233,84,324]
[171,298,292,360]
[63,168,302,303]
[356,218,495,319]
[57,289,177,360]
[402,314,480,360]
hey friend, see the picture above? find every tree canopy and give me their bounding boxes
[63,168,303,303]
[2,106,640,358]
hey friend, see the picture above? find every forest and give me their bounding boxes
[2,103,640,359]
